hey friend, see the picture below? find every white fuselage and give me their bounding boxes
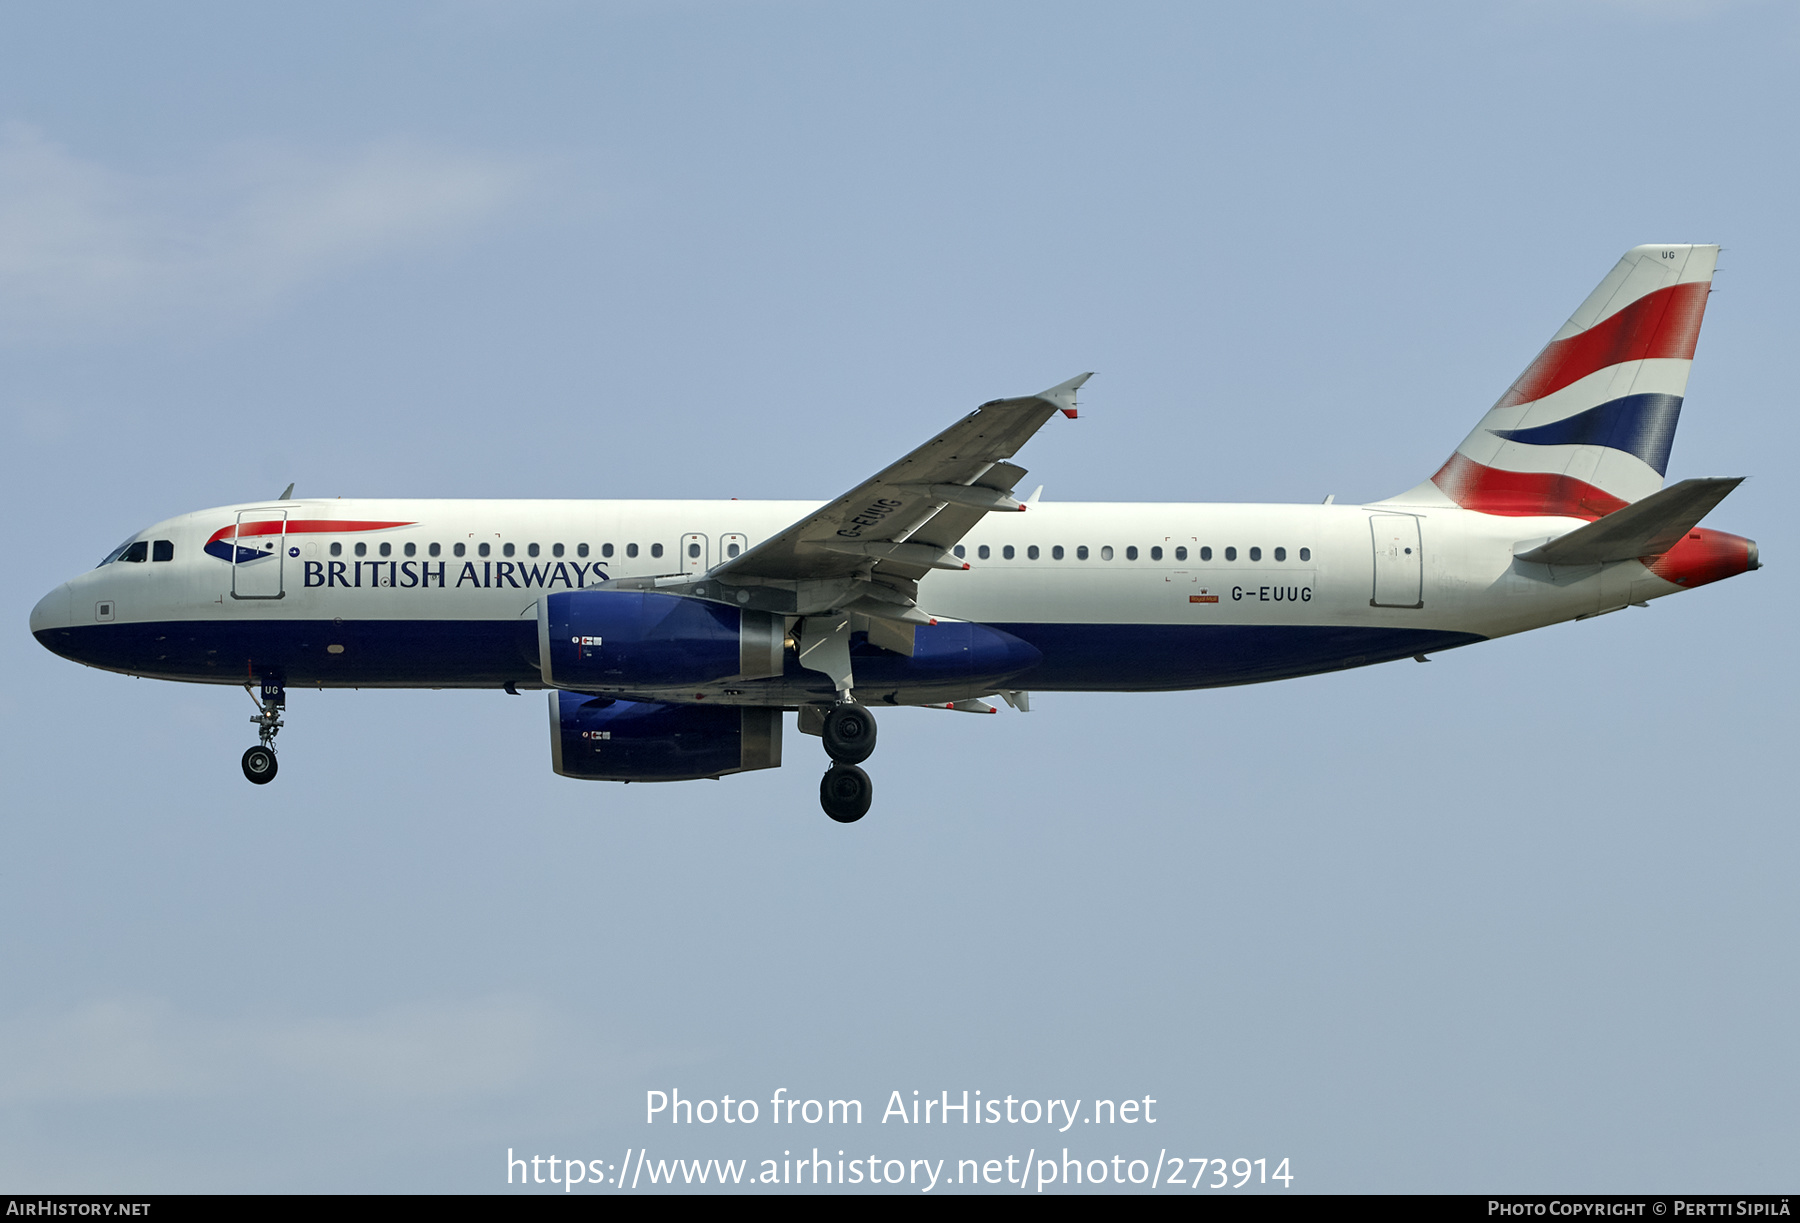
[31,496,1681,702]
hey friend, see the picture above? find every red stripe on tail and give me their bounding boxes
[1499,281,1709,408]
[1431,453,1629,519]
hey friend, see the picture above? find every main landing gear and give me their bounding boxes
[241,682,285,785]
[818,702,877,823]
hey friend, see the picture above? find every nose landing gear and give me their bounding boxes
[817,701,876,822]
[242,682,284,786]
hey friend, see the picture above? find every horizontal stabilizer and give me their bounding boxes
[1514,477,1743,565]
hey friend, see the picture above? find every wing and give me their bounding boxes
[719,372,1090,588]
[615,373,1089,662]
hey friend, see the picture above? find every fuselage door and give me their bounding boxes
[232,509,287,600]
[681,533,709,575]
[1369,514,1422,608]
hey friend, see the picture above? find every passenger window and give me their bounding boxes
[1101,546,1113,560]
[152,540,174,562]
[429,543,440,557]
[1175,546,1187,561]
[379,542,392,558]
[578,543,590,558]
[355,542,367,558]
[330,542,342,557]
[529,543,541,558]
[954,545,966,559]
[688,542,701,558]
[1151,546,1163,560]
[552,543,564,558]
[453,543,466,557]
[478,543,491,558]
[602,543,614,558]
[1249,547,1261,561]
[651,543,664,559]
[1274,547,1286,561]
[1223,546,1235,560]
[626,543,639,558]
[1299,547,1311,562]
[123,541,148,563]
[1126,546,1138,560]
[403,542,416,558]
[978,545,991,560]
[1199,546,1211,561]
[1003,545,1016,560]
[1076,545,1089,560]
[1027,545,1040,560]
[502,543,515,558]
[1052,545,1065,560]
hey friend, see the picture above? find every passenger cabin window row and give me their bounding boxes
[950,543,1313,563]
[324,541,666,560]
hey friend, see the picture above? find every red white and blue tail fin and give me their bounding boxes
[1392,244,1717,518]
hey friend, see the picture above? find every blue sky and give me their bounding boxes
[2,0,1795,1193]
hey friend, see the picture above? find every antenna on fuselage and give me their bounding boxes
[278,483,295,501]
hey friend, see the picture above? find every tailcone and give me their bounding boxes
[1642,529,1758,589]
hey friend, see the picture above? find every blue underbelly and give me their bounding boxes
[36,618,1486,691]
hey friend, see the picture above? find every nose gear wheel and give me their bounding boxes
[242,745,278,784]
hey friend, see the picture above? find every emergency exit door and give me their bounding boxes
[681,533,709,574]
[1369,514,1423,608]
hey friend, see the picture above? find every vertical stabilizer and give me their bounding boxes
[1390,244,1717,518]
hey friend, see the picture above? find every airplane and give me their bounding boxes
[28,244,1759,823]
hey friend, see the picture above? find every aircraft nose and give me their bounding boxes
[30,583,72,636]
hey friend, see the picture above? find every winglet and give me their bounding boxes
[1038,372,1093,419]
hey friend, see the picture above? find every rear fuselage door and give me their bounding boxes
[1369,514,1423,608]
[232,509,286,600]
[681,533,709,575]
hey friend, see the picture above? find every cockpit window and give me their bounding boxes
[98,537,138,566]
[98,533,166,566]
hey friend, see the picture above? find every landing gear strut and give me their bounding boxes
[242,682,284,785]
[818,702,876,822]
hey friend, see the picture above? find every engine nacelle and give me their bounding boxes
[537,589,784,689]
[549,692,783,781]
